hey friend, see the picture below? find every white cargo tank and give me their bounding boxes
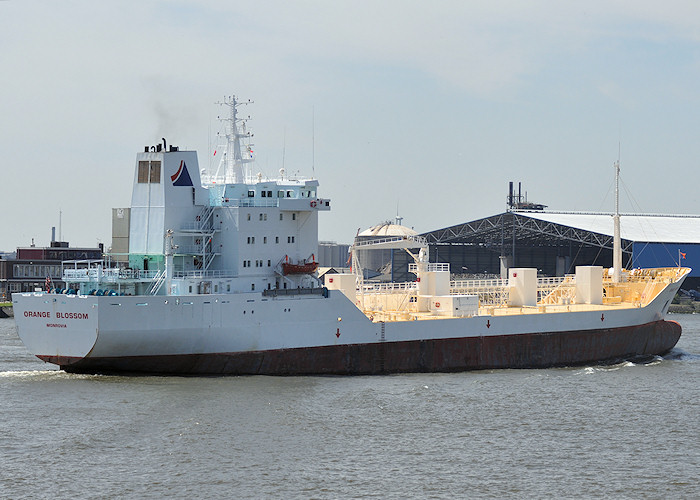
[508,268,537,307]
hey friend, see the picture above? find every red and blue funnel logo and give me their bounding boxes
[171,160,193,186]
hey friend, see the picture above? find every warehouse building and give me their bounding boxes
[422,211,700,290]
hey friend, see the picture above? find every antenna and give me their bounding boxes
[282,128,286,171]
[312,105,315,178]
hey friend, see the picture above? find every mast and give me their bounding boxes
[215,96,254,183]
[164,229,177,295]
[612,160,622,283]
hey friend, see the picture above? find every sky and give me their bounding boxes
[2,1,700,251]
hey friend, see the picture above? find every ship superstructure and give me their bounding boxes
[65,96,328,298]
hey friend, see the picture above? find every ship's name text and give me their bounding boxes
[24,311,89,320]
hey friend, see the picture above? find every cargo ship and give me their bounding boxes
[12,96,690,375]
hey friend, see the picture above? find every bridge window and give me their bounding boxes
[150,162,161,183]
[138,161,149,183]
[138,161,161,183]
[248,190,255,197]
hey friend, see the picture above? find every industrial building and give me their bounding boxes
[351,219,425,282]
[422,210,700,290]
[318,241,350,269]
[352,183,700,291]
[0,240,103,300]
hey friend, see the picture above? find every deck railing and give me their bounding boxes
[173,270,236,279]
[361,282,418,294]
[353,235,428,249]
[408,263,450,273]
[63,268,160,282]
[358,275,590,307]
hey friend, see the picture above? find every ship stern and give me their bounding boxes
[13,293,99,367]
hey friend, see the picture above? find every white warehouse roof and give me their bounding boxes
[519,212,700,244]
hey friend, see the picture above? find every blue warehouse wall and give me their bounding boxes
[631,242,700,277]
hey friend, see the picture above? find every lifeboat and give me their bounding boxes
[282,254,319,275]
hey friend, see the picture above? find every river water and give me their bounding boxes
[1,315,698,499]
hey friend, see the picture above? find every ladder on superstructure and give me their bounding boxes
[181,206,220,271]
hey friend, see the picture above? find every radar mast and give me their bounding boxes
[214,96,254,183]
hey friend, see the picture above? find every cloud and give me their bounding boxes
[2,0,700,249]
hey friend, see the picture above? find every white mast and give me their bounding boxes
[215,96,254,183]
[612,160,622,283]
[164,229,177,295]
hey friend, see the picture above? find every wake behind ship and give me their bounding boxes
[13,96,690,375]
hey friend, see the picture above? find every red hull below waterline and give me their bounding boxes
[42,319,682,376]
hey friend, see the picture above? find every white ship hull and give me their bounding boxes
[12,277,684,375]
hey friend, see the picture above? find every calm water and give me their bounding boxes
[1,315,699,499]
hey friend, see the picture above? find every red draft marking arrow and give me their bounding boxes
[336,328,341,338]
[486,320,491,329]
[601,314,605,322]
